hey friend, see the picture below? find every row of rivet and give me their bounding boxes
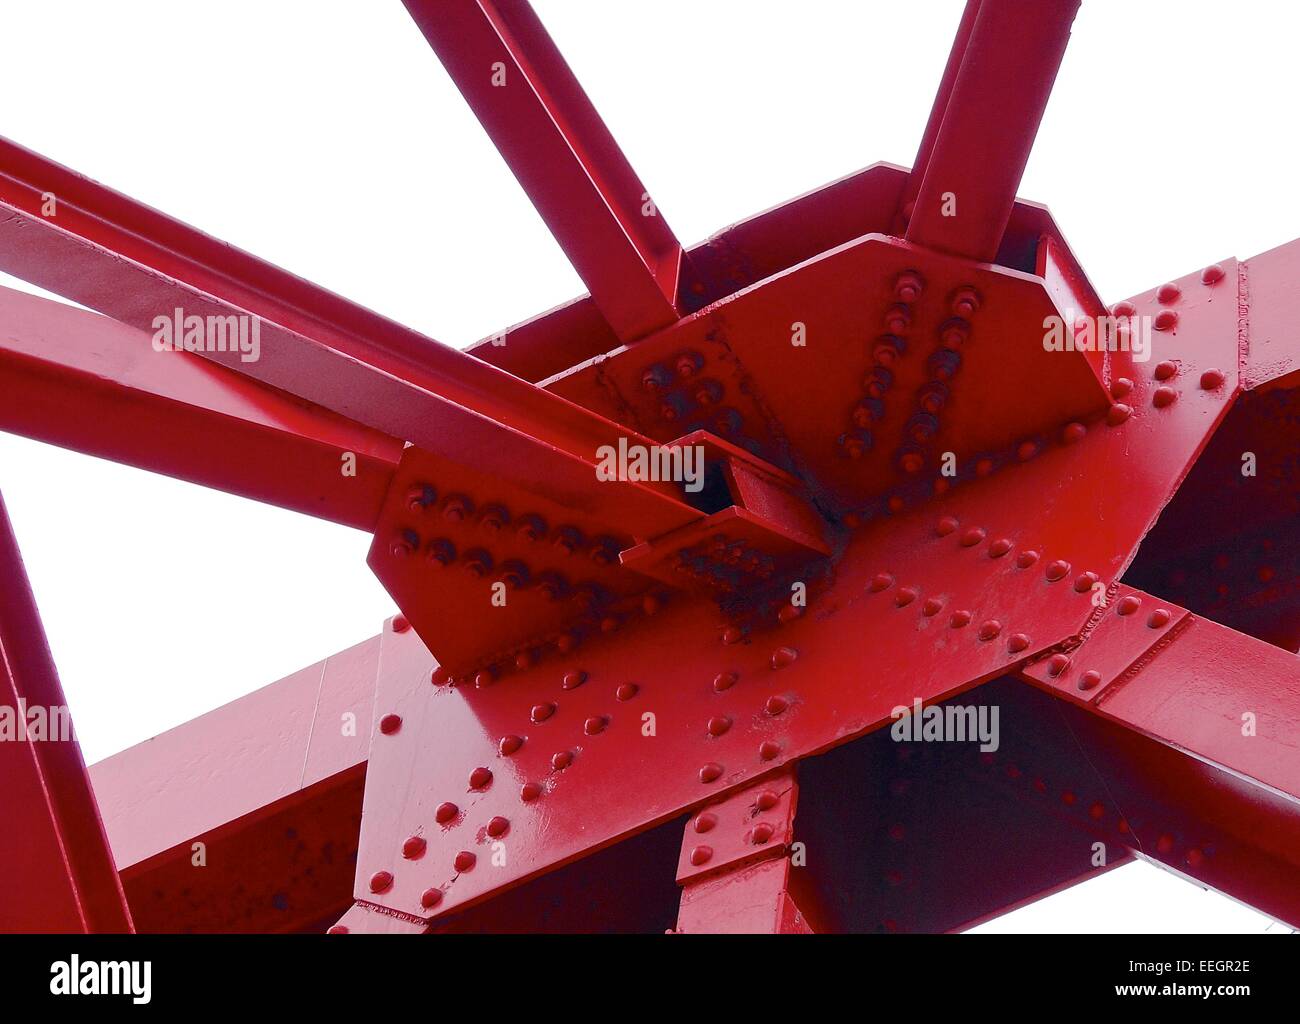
[896,280,980,477]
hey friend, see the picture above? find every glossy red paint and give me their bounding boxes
[0,0,1297,934]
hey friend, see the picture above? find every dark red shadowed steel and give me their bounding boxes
[2,0,1299,934]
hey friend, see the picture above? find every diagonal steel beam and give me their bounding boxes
[0,284,401,531]
[0,489,133,933]
[0,137,698,536]
[905,0,1080,262]
[404,0,684,342]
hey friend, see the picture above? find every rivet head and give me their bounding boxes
[551,750,573,770]
[1148,608,1172,628]
[949,610,971,629]
[1111,377,1133,398]
[1111,300,1137,317]
[977,620,1002,641]
[770,646,798,669]
[712,671,738,693]
[1153,385,1178,408]
[583,715,607,736]
[1156,282,1181,305]
[1078,670,1102,691]
[1116,594,1142,616]
[951,286,981,316]
[894,270,924,302]
[756,790,779,811]
[474,670,495,689]
[379,713,402,735]
[868,573,895,593]
[1016,550,1040,569]
[327,925,349,934]
[765,695,789,716]
[1062,422,1087,444]
[1045,560,1071,582]
[1007,633,1030,653]
[895,586,918,607]
[402,835,427,859]
[520,782,542,802]
[1016,441,1038,461]
[454,851,476,872]
[1048,653,1070,677]
[689,845,713,866]
[1201,264,1225,285]
[531,702,556,723]
[499,734,523,756]
[1200,368,1225,390]
[750,822,776,844]
[469,767,493,790]
[369,870,393,894]
[561,669,587,690]
[431,667,451,686]
[777,603,803,624]
[707,715,731,737]
[1153,309,1178,332]
[1154,360,1178,381]
[435,801,458,824]
[758,740,782,761]
[988,538,1012,558]
[1106,403,1133,426]
[935,516,959,537]
[486,816,510,838]
[694,812,717,833]
[960,527,986,548]
[699,762,724,784]
[721,625,744,645]
[921,597,944,617]
[392,615,410,633]
[615,683,639,701]
[420,888,443,910]
[1074,572,1100,593]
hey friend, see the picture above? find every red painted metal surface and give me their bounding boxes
[403,0,685,343]
[906,0,1081,261]
[0,491,133,933]
[0,0,1297,934]
[0,283,400,530]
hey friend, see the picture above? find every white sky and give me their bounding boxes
[0,0,1294,933]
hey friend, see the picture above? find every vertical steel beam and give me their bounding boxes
[0,490,133,933]
[906,0,1080,261]
[673,767,812,934]
[404,0,684,341]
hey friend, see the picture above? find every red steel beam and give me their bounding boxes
[0,489,133,933]
[89,637,378,932]
[0,284,400,531]
[404,0,684,342]
[0,138,697,535]
[906,0,1080,261]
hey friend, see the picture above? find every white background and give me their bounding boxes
[0,0,1294,933]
